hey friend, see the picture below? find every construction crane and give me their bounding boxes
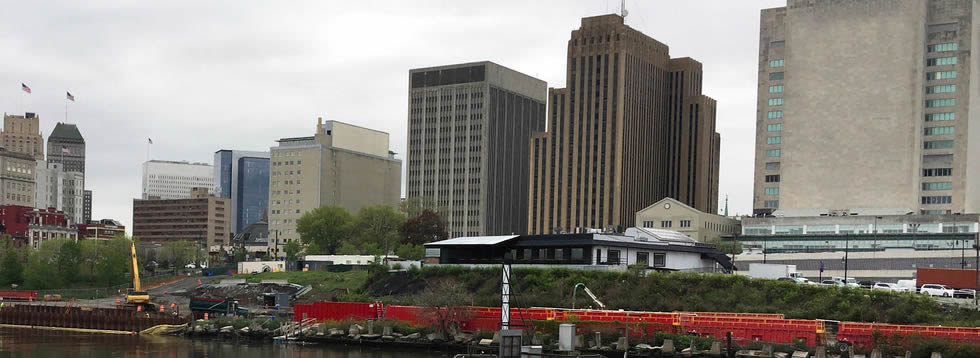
[572,282,606,310]
[126,241,150,308]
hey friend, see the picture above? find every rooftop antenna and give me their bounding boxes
[621,0,628,19]
[724,195,729,216]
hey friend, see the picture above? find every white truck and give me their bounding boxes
[749,263,804,280]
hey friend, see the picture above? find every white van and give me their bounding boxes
[896,279,917,293]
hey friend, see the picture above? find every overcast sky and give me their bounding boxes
[0,0,784,232]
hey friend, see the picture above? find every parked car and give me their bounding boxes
[821,280,843,286]
[832,277,860,288]
[185,263,197,269]
[872,282,901,292]
[919,284,955,297]
[857,280,874,289]
[777,277,813,284]
[896,279,917,293]
[953,289,976,299]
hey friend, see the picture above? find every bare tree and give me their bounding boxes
[415,278,473,336]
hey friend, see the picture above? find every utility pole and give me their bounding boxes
[844,233,849,282]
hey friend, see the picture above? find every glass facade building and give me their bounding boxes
[214,150,270,233]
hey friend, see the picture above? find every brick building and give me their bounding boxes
[78,219,125,240]
[0,205,78,249]
[132,187,229,247]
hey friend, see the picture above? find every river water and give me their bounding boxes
[0,327,452,358]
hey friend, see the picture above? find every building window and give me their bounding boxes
[921,210,948,215]
[925,112,955,122]
[661,220,672,228]
[767,111,783,119]
[924,140,954,149]
[927,56,957,66]
[766,149,780,157]
[636,252,649,266]
[928,43,958,52]
[767,136,782,144]
[680,220,691,228]
[768,98,783,106]
[926,71,956,80]
[765,162,780,170]
[769,72,784,80]
[642,220,654,228]
[652,253,666,268]
[921,196,952,204]
[924,126,954,136]
[764,200,779,208]
[769,59,784,68]
[765,175,780,183]
[767,124,782,131]
[768,85,784,93]
[926,85,956,94]
[922,182,952,191]
[925,99,955,108]
[570,248,583,261]
[923,168,952,177]
[765,187,779,195]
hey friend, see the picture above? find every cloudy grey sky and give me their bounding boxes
[0,0,784,231]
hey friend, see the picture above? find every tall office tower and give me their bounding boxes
[753,0,980,216]
[268,119,401,253]
[2,113,44,160]
[528,14,721,234]
[407,62,546,237]
[214,149,270,233]
[141,160,214,200]
[0,149,36,207]
[46,123,85,174]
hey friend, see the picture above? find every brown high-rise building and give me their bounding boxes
[132,187,230,248]
[2,112,44,160]
[528,14,720,234]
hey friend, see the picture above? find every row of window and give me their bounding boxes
[765,187,779,195]
[926,84,956,94]
[923,168,952,177]
[765,175,780,183]
[925,98,955,108]
[927,43,958,53]
[767,136,782,144]
[769,72,784,80]
[764,200,779,209]
[768,98,783,106]
[924,140,954,149]
[925,112,954,121]
[928,56,958,66]
[922,182,952,191]
[765,162,780,170]
[921,196,952,205]
[641,220,692,229]
[769,59,784,68]
[767,124,782,132]
[926,71,956,80]
[769,85,784,93]
[924,126,954,136]
[767,111,782,119]
[767,149,781,157]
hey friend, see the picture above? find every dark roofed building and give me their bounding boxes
[47,122,86,175]
[423,227,733,273]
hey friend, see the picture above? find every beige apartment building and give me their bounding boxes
[0,148,36,207]
[636,197,739,243]
[753,0,980,216]
[268,119,401,253]
[2,112,44,160]
[132,187,229,247]
[528,14,721,234]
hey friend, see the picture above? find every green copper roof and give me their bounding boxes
[49,123,84,141]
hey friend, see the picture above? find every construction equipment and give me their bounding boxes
[572,282,606,310]
[126,241,150,307]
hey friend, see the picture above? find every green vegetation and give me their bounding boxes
[358,266,980,326]
[0,236,136,290]
[245,270,371,302]
[294,203,443,258]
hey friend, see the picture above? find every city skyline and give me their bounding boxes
[0,1,783,232]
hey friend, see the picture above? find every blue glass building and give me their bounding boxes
[214,150,270,233]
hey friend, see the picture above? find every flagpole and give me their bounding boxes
[65,94,68,122]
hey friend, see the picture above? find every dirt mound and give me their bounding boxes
[365,272,428,298]
[184,282,305,306]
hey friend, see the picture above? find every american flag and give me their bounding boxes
[148,138,153,144]
[66,92,74,102]
[21,83,30,94]
[61,146,70,154]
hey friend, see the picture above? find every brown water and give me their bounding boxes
[0,327,453,358]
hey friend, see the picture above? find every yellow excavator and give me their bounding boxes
[126,241,150,308]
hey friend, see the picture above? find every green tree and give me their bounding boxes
[57,240,82,283]
[338,242,359,255]
[354,205,406,255]
[395,243,425,260]
[399,197,448,227]
[304,241,322,256]
[231,246,247,263]
[360,242,383,256]
[95,237,132,286]
[296,205,354,254]
[283,241,301,261]
[401,209,449,245]
[0,249,23,286]
[163,240,197,269]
